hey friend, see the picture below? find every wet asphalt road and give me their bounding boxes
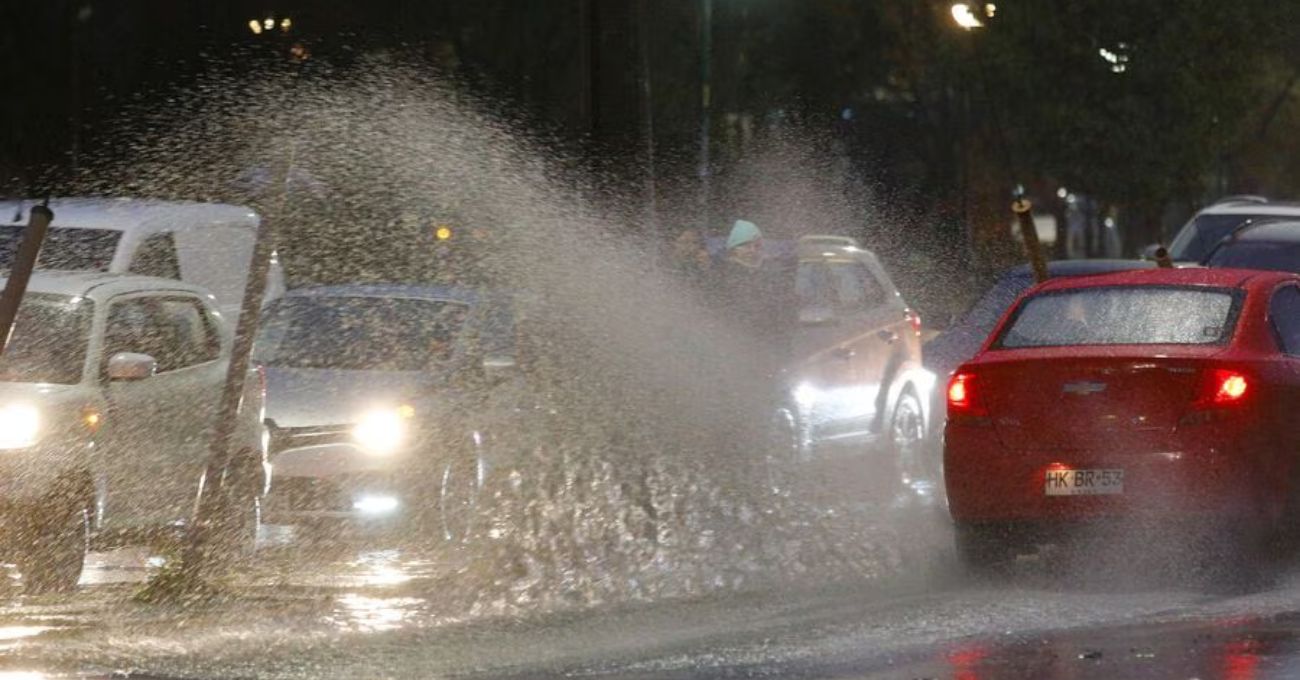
[0,522,1295,678]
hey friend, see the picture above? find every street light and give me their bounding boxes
[950,3,984,30]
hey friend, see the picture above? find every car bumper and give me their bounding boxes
[0,442,85,503]
[944,425,1278,523]
[264,442,437,525]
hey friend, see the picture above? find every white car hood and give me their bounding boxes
[0,381,95,408]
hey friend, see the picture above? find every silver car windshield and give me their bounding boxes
[253,296,471,371]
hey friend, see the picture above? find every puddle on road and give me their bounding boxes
[331,593,426,633]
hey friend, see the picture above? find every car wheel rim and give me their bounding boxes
[441,463,476,544]
[766,408,800,493]
[891,395,926,487]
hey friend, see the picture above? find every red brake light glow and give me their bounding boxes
[948,373,974,409]
[1212,370,1248,404]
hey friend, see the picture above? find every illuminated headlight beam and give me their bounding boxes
[0,405,39,450]
[353,494,400,515]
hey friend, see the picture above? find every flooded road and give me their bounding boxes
[0,514,1290,678]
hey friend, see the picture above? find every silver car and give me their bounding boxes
[256,284,504,535]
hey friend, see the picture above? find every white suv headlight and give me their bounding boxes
[0,404,40,450]
[351,405,414,456]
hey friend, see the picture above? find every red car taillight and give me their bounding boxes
[1196,368,1250,407]
[947,372,989,421]
[1181,368,1251,426]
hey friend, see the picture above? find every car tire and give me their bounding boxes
[889,388,929,492]
[19,483,91,594]
[765,406,803,495]
[440,456,480,545]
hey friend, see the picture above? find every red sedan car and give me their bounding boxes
[944,267,1300,571]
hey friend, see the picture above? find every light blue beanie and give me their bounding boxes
[726,219,762,250]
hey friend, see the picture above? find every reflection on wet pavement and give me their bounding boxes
[332,594,425,633]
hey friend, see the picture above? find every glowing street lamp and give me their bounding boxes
[249,16,292,37]
[950,3,984,30]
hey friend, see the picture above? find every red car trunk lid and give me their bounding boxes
[978,350,1223,450]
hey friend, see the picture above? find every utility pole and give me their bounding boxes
[698,0,713,231]
[0,202,52,356]
[636,0,659,242]
[576,0,594,134]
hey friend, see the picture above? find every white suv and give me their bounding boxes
[1158,196,1300,262]
[0,198,286,318]
[0,272,266,591]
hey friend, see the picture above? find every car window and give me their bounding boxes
[827,261,885,313]
[0,226,122,271]
[998,286,1241,348]
[797,261,882,316]
[159,298,221,366]
[0,293,92,384]
[105,296,217,373]
[796,262,834,309]
[1270,286,1300,354]
[1206,240,1300,274]
[1170,214,1259,261]
[129,232,181,279]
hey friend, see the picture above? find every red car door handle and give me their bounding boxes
[877,330,899,344]
[831,347,855,360]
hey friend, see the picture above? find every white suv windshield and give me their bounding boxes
[0,226,122,272]
[0,293,92,384]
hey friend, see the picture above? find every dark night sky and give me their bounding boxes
[0,0,675,193]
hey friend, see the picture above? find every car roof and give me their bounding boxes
[1198,201,1300,217]
[282,283,479,304]
[1031,266,1297,294]
[0,198,259,232]
[2,271,217,301]
[1003,259,1155,278]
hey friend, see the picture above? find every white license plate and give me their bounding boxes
[1045,468,1124,496]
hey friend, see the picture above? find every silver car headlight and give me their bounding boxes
[351,405,415,456]
[0,404,40,450]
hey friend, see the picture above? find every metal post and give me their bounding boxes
[173,76,298,588]
[1013,197,1048,283]
[577,0,594,133]
[698,0,713,228]
[0,203,52,356]
[636,0,659,242]
[1154,246,1174,268]
[177,196,277,582]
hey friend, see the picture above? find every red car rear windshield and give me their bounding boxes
[996,285,1242,349]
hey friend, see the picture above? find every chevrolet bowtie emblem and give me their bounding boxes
[1062,380,1107,395]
